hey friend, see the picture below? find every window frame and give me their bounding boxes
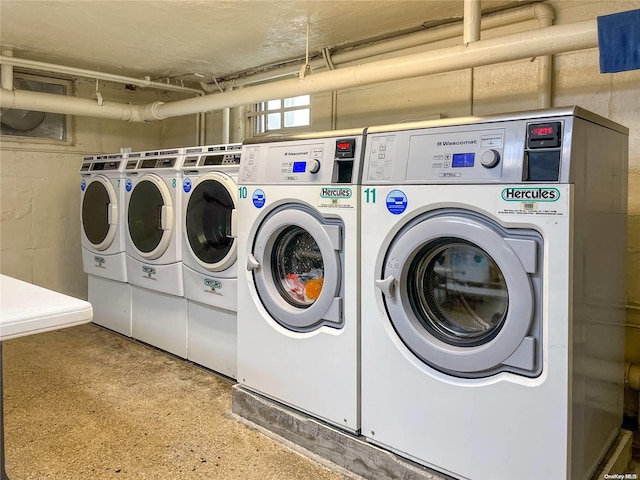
[249,94,311,135]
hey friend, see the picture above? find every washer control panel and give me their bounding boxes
[367,129,506,183]
[240,135,363,185]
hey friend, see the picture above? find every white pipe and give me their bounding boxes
[156,19,598,120]
[0,55,203,95]
[221,86,231,143]
[534,3,555,108]
[464,0,482,44]
[219,3,547,89]
[626,363,640,391]
[0,18,597,122]
[1,50,13,90]
[0,87,165,121]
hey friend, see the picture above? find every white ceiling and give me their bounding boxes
[1,0,528,87]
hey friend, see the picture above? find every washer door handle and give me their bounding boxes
[107,203,118,225]
[375,276,396,298]
[160,205,173,231]
[247,254,259,271]
[229,208,237,238]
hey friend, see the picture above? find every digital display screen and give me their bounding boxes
[527,122,561,148]
[293,161,307,173]
[335,138,356,158]
[203,154,224,166]
[141,159,157,168]
[452,153,475,168]
[531,126,553,136]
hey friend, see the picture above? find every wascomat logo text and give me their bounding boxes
[436,139,477,147]
[321,187,352,198]
[501,187,560,202]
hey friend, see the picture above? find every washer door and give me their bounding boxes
[379,211,540,376]
[248,205,343,331]
[82,176,118,251]
[127,174,174,260]
[185,172,237,272]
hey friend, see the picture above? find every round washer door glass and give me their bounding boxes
[251,206,343,331]
[409,241,508,346]
[128,180,165,253]
[186,178,235,268]
[82,179,116,249]
[273,226,325,307]
[380,212,538,375]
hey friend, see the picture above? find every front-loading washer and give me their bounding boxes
[237,129,365,432]
[181,143,242,378]
[80,152,132,336]
[124,148,187,357]
[360,107,628,480]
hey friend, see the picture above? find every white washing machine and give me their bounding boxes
[360,107,628,480]
[237,130,365,432]
[124,148,188,357]
[181,143,242,378]
[80,152,132,336]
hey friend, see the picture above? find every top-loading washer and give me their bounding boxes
[181,143,242,378]
[80,152,132,336]
[359,107,628,480]
[237,129,365,432]
[124,148,188,357]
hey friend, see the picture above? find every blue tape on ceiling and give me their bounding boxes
[597,9,640,73]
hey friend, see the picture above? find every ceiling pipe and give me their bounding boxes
[208,3,551,90]
[0,55,204,95]
[535,3,555,108]
[0,18,598,122]
[464,0,482,44]
[1,50,13,90]
[156,18,598,120]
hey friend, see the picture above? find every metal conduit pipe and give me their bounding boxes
[156,19,598,120]
[0,18,597,122]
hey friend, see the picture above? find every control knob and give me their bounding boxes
[480,149,500,168]
[308,158,321,174]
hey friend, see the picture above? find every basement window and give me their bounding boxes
[0,74,70,142]
[253,95,310,133]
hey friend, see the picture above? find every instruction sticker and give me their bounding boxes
[252,189,266,208]
[183,178,192,193]
[80,179,86,191]
[125,179,133,192]
[386,189,408,215]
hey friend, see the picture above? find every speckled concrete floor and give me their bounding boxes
[2,323,346,480]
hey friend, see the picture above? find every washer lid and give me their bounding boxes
[379,212,539,375]
[248,205,343,332]
[185,172,237,272]
[82,176,118,251]
[127,174,174,260]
